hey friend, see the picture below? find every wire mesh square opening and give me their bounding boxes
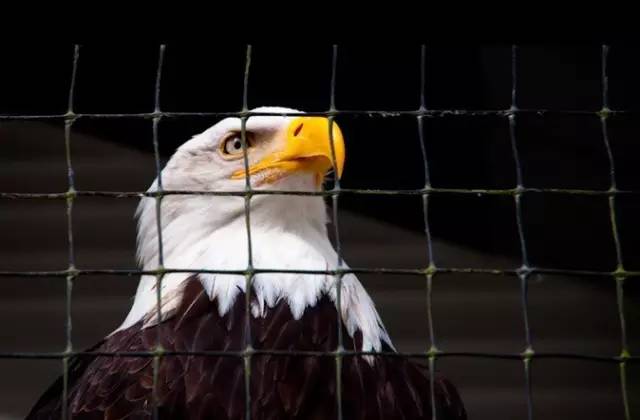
[0,121,68,194]
[72,46,158,114]
[0,276,66,352]
[337,194,430,269]
[0,199,68,271]
[335,114,427,190]
[161,45,246,113]
[522,193,619,271]
[531,359,625,420]
[0,46,73,115]
[528,273,621,354]
[335,45,422,111]
[516,45,603,111]
[516,114,612,190]
[71,118,158,192]
[73,196,140,269]
[429,194,522,269]
[423,114,515,189]
[431,272,524,353]
[437,357,530,420]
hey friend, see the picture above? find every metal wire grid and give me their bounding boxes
[0,44,636,420]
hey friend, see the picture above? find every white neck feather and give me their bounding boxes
[114,178,394,354]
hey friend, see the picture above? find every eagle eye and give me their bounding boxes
[220,131,254,158]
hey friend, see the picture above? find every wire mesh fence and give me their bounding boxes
[0,44,637,420]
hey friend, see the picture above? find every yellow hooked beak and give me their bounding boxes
[231,116,345,186]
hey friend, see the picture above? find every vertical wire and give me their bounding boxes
[417,44,438,420]
[600,44,631,420]
[62,44,79,420]
[328,44,344,420]
[418,46,435,266]
[617,278,631,420]
[151,44,166,420]
[600,46,623,272]
[63,121,75,420]
[509,44,534,420]
[241,44,254,420]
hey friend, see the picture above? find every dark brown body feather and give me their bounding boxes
[27,277,466,420]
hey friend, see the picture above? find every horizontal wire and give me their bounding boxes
[0,349,636,363]
[1,187,638,200]
[0,108,637,121]
[0,266,637,278]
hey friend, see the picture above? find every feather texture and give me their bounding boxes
[27,277,466,420]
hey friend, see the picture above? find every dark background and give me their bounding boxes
[0,44,638,419]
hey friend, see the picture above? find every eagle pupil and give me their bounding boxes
[234,139,242,150]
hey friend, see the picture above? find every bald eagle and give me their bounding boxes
[27,107,467,420]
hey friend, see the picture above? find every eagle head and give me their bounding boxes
[162,106,345,194]
[127,107,356,329]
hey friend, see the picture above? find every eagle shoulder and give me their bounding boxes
[26,277,466,420]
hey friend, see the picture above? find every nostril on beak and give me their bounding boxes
[293,123,304,137]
